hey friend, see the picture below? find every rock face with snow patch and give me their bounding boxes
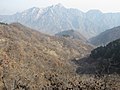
[1,4,120,38]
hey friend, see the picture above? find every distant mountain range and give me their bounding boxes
[1,4,120,38]
[90,26,120,46]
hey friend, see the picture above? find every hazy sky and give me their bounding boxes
[0,0,120,15]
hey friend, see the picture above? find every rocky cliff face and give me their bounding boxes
[0,23,93,89]
[1,4,120,38]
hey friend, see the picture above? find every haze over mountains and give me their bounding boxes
[1,2,120,90]
[90,26,120,46]
[0,22,120,89]
[0,1,120,90]
[1,4,120,38]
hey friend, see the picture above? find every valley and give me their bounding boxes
[0,23,93,89]
[0,2,120,90]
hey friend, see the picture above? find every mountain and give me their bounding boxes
[0,22,93,89]
[76,39,120,74]
[90,39,120,74]
[0,22,120,89]
[72,39,120,90]
[90,26,120,46]
[55,29,87,42]
[1,4,120,38]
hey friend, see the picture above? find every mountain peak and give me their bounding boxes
[56,3,63,7]
[52,3,65,8]
[30,7,40,11]
[87,9,102,14]
[23,7,40,13]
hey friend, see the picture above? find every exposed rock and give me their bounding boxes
[2,4,120,38]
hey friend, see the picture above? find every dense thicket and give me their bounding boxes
[90,39,120,74]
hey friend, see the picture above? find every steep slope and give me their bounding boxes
[72,39,120,90]
[90,26,120,46]
[1,4,120,38]
[0,23,93,89]
[90,39,120,74]
[55,29,87,42]
[76,39,120,74]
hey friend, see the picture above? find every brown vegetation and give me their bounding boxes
[0,23,93,89]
